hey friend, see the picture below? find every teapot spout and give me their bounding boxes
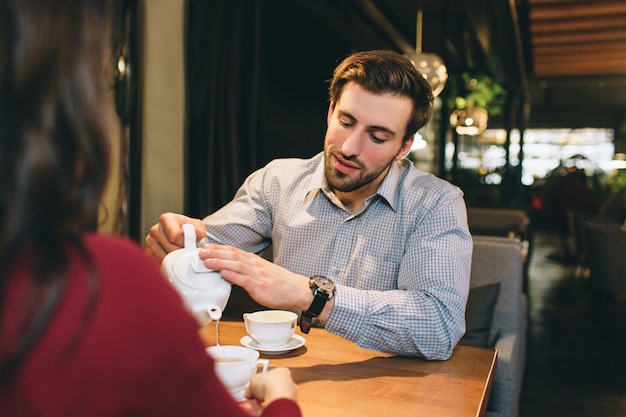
[208,306,223,321]
[194,306,223,326]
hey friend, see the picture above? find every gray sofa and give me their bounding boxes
[466,235,528,417]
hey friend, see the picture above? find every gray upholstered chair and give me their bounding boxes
[467,207,532,292]
[467,207,530,241]
[468,235,528,417]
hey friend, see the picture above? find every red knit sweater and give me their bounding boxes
[0,234,301,417]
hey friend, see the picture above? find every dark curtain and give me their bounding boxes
[186,0,262,217]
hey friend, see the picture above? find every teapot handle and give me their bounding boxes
[182,223,198,249]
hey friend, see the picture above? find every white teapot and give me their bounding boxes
[161,224,231,326]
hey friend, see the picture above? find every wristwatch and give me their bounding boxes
[300,275,335,334]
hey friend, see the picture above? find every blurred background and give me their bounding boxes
[102,0,626,241]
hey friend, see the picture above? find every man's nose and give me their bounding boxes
[341,130,363,157]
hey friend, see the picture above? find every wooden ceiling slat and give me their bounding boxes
[534,65,626,75]
[532,30,626,45]
[531,15,626,34]
[528,0,626,79]
[534,45,626,57]
[535,55,626,65]
[529,2,626,20]
[535,60,626,67]
[534,66,626,76]
[534,63,626,77]
[533,40,626,50]
[534,54,626,68]
[502,0,626,125]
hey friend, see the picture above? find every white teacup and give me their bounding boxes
[206,345,269,400]
[243,310,298,347]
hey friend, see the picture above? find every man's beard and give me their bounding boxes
[324,148,394,193]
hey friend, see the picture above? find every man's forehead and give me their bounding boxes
[335,84,410,133]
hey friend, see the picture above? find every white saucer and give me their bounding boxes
[240,334,306,355]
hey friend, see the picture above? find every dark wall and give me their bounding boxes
[187,0,404,315]
[186,0,399,216]
[255,2,358,165]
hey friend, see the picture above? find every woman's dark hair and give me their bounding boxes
[328,50,434,142]
[0,0,113,382]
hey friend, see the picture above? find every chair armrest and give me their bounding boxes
[489,330,527,417]
[489,293,527,417]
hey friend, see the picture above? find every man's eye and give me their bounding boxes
[339,118,353,127]
[370,135,385,143]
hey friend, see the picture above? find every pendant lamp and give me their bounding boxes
[449,106,489,136]
[405,0,447,97]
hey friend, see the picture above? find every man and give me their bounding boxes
[146,50,472,360]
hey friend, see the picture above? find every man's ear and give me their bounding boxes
[395,134,415,161]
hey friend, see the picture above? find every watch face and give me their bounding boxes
[314,276,334,292]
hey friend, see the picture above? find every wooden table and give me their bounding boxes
[199,320,497,417]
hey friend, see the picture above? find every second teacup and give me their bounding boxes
[206,345,269,400]
[243,310,298,347]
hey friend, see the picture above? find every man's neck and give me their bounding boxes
[333,170,388,214]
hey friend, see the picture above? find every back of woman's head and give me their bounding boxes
[0,0,113,263]
[0,0,114,382]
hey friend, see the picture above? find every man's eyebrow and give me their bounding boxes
[337,110,355,121]
[369,124,395,136]
[338,110,396,135]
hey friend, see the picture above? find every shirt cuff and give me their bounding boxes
[324,284,368,343]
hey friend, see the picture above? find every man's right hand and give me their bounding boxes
[145,212,205,263]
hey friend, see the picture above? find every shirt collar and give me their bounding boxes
[306,152,326,194]
[305,152,402,212]
[374,161,401,211]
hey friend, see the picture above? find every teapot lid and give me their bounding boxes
[170,249,225,290]
[164,224,226,290]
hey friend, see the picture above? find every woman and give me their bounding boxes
[0,1,300,416]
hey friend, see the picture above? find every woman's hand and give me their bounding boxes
[247,367,298,405]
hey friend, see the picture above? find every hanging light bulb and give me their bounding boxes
[449,107,489,136]
[406,52,448,97]
[405,1,447,97]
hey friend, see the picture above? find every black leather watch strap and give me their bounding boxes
[300,312,313,334]
[306,289,329,317]
[299,275,335,334]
